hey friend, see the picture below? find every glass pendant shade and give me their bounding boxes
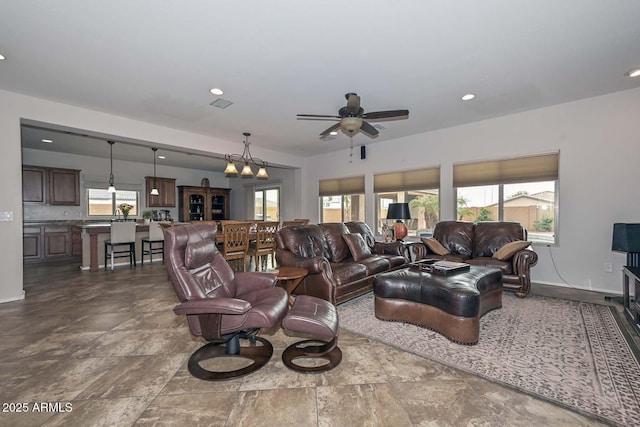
[224,161,239,174]
[150,187,159,196]
[256,167,269,179]
[241,163,254,176]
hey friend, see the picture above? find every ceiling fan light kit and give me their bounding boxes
[224,132,268,179]
[297,92,409,139]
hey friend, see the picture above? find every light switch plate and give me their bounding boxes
[0,211,13,221]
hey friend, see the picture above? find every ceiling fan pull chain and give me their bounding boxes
[349,136,353,163]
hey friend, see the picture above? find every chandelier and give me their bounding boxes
[224,132,268,179]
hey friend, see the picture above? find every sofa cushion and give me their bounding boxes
[474,221,526,258]
[493,240,531,261]
[433,221,474,257]
[421,237,450,256]
[320,223,351,262]
[329,262,368,286]
[278,225,330,259]
[357,256,391,275]
[466,257,513,275]
[342,233,372,261]
[345,221,376,249]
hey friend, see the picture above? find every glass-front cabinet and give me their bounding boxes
[178,186,230,222]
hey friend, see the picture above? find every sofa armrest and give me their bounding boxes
[275,249,330,275]
[512,249,538,276]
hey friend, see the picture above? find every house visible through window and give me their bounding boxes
[254,187,280,221]
[87,189,139,217]
[319,176,365,223]
[374,166,440,237]
[454,152,559,244]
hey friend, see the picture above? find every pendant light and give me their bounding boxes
[107,141,116,193]
[224,132,269,179]
[150,148,159,196]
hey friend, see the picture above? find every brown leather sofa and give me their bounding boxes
[275,222,409,304]
[412,221,538,297]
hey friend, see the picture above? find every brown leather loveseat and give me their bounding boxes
[413,221,538,297]
[275,222,408,304]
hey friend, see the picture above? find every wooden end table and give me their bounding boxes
[269,266,308,305]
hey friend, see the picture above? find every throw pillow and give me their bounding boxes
[342,233,373,261]
[493,240,531,261]
[421,237,449,256]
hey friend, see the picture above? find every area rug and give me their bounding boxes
[338,293,640,426]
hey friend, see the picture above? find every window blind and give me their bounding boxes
[453,152,559,187]
[373,166,440,193]
[319,175,365,197]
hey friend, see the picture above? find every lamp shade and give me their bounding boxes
[612,223,640,252]
[387,202,411,220]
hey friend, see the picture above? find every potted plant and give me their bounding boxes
[142,210,154,224]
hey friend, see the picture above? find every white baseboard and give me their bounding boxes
[532,280,620,296]
[0,289,26,304]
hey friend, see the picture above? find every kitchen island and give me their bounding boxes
[76,222,170,272]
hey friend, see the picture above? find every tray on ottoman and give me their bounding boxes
[373,266,502,344]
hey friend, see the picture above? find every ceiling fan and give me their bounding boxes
[297,93,409,138]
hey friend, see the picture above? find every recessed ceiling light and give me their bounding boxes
[158,155,166,159]
[461,93,476,101]
[627,68,640,78]
[41,139,53,143]
[329,131,338,135]
[0,54,5,61]
[210,88,224,95]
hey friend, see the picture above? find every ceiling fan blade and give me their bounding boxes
[362,109,409,121]
[360,121,379,137]
[319,123,341,137]
[297,114,341,119]
[345,93,361,114]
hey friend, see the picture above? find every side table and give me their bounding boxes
[623,266,640,335]
[269,266,308,305]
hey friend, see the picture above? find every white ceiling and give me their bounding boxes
[3,1,640,169]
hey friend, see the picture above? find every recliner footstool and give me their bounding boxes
[281,295,342,372]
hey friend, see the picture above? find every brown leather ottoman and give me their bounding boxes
[281,295,342,372]
[373,266,502,344]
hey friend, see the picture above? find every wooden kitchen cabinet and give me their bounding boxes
[49,168,80,205]
[23,223,81,264]
[22,165,80,206]
[22,166,47,203]
[178,186,230,222]
[145,176,176,207]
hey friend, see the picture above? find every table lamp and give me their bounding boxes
[386,202,411,241]
[612,223,640,267]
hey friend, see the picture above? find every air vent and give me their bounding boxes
[210,98,233,109]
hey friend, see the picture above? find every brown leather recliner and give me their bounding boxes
[165,223,289,381]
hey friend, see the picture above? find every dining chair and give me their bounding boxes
[248,221,279,271]
[104,222,137,270]
[220,220,251,272]
[141,222,165,264]
[281,219,309,228]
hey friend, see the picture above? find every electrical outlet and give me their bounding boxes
[604,262,613,273]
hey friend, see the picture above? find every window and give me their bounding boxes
[319,176,365,223]
[374,167,440,237]
[87,189,139,217]
[254,187,280,221]
[454,152,559,244]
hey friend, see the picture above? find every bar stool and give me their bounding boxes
[104,222,137,270]
[141,222,164,265]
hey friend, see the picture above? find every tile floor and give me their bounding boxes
[1,260,628,426]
